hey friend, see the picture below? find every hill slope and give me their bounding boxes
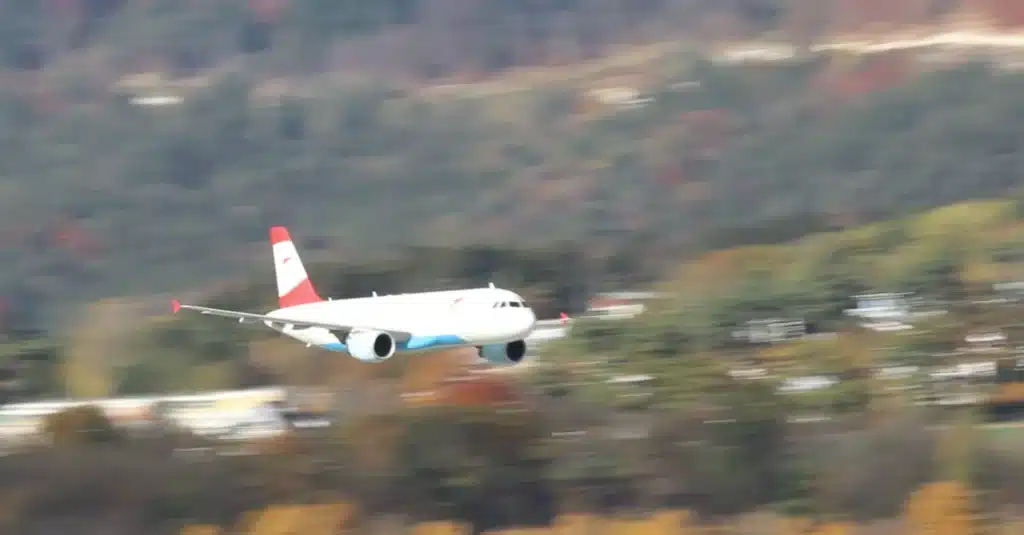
[6,2,1024,328]
[30,197,1024,400]
[6,1,1024,82]
[5,56,1024,328]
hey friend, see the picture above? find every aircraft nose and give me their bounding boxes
[524,307,540,332]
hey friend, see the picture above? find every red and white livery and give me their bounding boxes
[172,227,537,365]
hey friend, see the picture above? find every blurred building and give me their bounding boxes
[0,386,295,446]
[587,291,667,319]
[732,318,807,344]
[845,292,915,331]
[963,330,1008,354]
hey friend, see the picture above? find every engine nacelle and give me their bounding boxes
[346,331,396,362]
[477,340,527,366]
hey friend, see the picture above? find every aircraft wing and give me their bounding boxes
[171,300,412,340]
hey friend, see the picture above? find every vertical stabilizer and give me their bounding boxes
[270,226,322,308]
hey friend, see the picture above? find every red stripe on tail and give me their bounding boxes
[270,226,322,308]
[279,280,321,308]
[270,226,291,245]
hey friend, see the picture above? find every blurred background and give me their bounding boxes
[4,1,1024,534]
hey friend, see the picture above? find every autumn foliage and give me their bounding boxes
[432,375,525,407]
[174,483,997,534]
[41,404,122,447]
[905,482,978,535]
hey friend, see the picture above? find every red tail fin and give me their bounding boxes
[270,226,322,308]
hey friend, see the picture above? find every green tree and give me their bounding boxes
[391,406,555,531]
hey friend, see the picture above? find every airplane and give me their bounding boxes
[171,226,539,365]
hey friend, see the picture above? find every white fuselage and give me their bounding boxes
[262,287,537,353]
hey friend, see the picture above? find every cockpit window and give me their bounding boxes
[493,300,527,308]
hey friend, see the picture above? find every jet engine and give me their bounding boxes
[346,331,396,362]
[477,340,527,366]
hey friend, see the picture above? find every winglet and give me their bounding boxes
[560,312,569,326]
[171,299,181,314]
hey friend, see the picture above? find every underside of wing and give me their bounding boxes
[171,300,411,341]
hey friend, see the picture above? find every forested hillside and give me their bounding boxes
[9,4,1024,533]
[5,56,1024,326]
[3,1,1024,79]
[10,199,1024,534]
[12,196,1024,404]
[546,198,1024,411]
[4,0,1024,332]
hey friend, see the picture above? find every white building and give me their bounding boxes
[0,386,291,442]
[845,292,916,331]
[587,291,668,320]
[732,318,806,344]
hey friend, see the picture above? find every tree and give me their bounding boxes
[42,405,122,447]
[391,406,555,532]
[905,481,978,535]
